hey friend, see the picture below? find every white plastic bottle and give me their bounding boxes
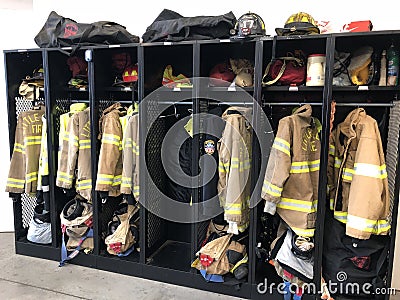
[379,50,387,86]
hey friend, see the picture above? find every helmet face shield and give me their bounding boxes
[231,12,266,38]
[239,16,256,36]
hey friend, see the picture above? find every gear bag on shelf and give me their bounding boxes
[34,11,139,53]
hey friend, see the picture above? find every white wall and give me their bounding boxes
[0,0,400,250]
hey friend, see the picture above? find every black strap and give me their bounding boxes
[62,199,84,221]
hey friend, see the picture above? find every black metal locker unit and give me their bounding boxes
[3,30,400,300]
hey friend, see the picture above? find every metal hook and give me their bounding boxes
[160,103,180,119]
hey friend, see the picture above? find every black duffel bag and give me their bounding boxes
[34,11,139,49]
[322,211,390,299]
[142,9,236,43]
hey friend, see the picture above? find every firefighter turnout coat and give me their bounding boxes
[6,106,44,195]
[57,103,87,166]
[56,108,92,201]
[95,102,126,197]
[218,107,252,231]
[120,113,140,201]
[261,105,321,237]
[328,108,390,239]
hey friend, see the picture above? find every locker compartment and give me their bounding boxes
[144,103,194,272]
[92,46,140,262]
[4,50,47,243]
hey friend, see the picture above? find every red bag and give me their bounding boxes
[262,50,306,86]
[342,21,373,33]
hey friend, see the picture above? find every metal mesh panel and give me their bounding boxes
[145,95,166,249]
[97,100,125,242]
[196,221,209,250]
[15,97,43,228]
[99,99,114,113]
[99,198,122,240]
[54,99,72,137]
[20,194,37,228]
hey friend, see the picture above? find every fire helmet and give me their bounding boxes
[230,12,266,38]
[275,12,320,36]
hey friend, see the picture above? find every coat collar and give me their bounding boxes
[102,102,126,117]
[340,108,366,138]
[222,106,252,121]
[293,104,314,128]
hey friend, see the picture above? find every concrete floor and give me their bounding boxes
[0,232,243,300]
[0,232,399,300]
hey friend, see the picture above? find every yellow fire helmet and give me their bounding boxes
[275,12,320,36]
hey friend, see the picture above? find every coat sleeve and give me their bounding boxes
[261,118,292,215]
[218,116,251,223]
[346,120,390,239]
[327,131,336,211]
[121,116,134,195]
[5,114,26,193]
[96,115,123,192]
[132,115,140,201]
[56,114,77,189]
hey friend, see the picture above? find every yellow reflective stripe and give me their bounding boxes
[99,174,114,178]
[63,134,78,146]
[219,161,230,173]
[230,159,251,171]
[63,131,71,142]
[97,181,112,185]
[262,180,282,197]
[353,163,387,179]
[57,171,73,178]
[273,138,290,156]
[8,178,25,183]
[79,139,91,149]
[97,174,114,185]
[24,136,41,141]
[224,203,243,214]
[97,174,121,186]
[224,211,242,215]
[342,167,354,181]
[277,198,318,213]
[76,179,92,190]
[26,172,38,181]
[291,227,315,237]
[347,215,391,234]
[275,137,290,148]
[334,211,348,224]
[6,183,25,188]
[102,134,121,147]
[57,177,73,184]
[121,177,132,184]
[14,143,25,153]
[334,157,342,168]
[7,178,25,188]
[25,140,42,145]
[290,159,320,173]
[121,176,132,188]
[133,186,140,196]
[330,198,334,210]
[124,138,140,154]
[124,138,133,148]
[237,222,249,233]
[112,175,122,186]
[329,144,335,155]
